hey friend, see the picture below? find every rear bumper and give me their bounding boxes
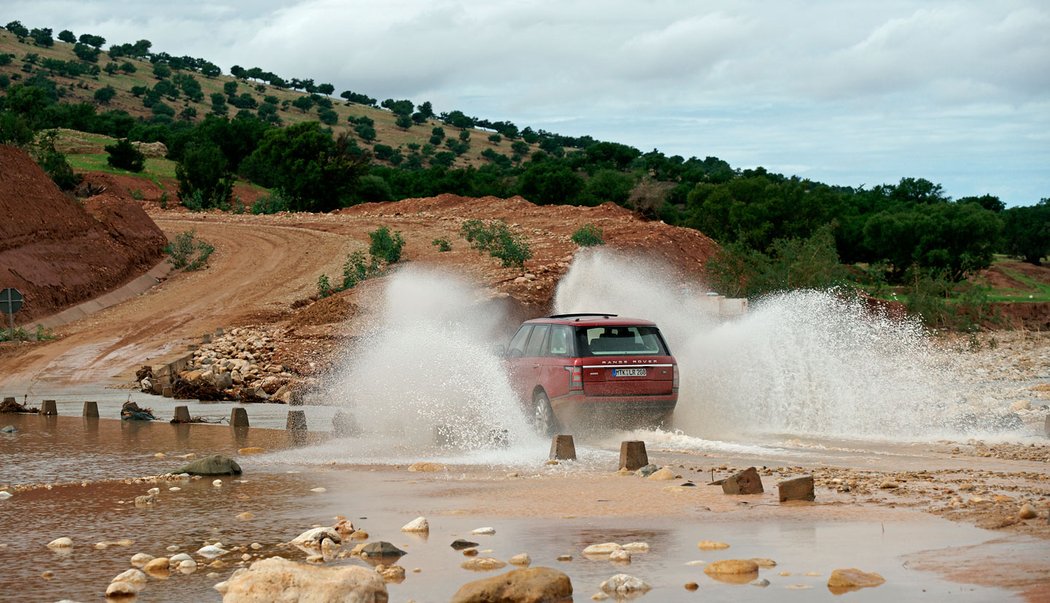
[550,393,677,422]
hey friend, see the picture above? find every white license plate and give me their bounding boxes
[612,368,647,377]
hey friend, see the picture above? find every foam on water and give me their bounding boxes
[319,266,547,464]
[555,249,1001,441]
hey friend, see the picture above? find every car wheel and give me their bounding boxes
[532,391,556,436]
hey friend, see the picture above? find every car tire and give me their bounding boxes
[532,391,557,436]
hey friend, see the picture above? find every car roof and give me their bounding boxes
[526,314,657,327]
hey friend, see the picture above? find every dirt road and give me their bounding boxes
[0,216,349,392]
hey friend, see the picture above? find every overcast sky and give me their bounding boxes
[8,0,1049,205]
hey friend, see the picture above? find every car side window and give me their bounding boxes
[524,324,550,357]
[546,325,572,357]
[507,325,531,358]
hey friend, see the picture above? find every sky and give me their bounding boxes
[7,0,1049,205]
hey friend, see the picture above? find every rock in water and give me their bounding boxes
[47,537,73,548]
[722,467,764,494]
[583,543,623,556]
[217,556,388,602]
[461,558,508,571]
[1019,503,1038,520]
[599,574,651,596]
[451,567,572,603]
[471,527,496,535]
[290,527,342,552]
[697,540,730,550]
[704,559,760,585]
[451,539,480,550]
[401,517,429,533]
[827,568,886,592]
[509,553,531,567]
[361,541,406,558]
[176,454,242,476]
[778,475,815,502]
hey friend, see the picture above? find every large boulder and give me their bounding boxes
[176,454,242,476]
[451,567,572,603]
[216,556,388,602]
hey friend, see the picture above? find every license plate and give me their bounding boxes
[612,368,647,377]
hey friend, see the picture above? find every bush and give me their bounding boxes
[317,273,332,298]
[251,189,292,214]
[460,219,532,269]
[165,230,214,271]
[31,130,81,190]
[341,251,372,289]
[104,138,145,172]
[432,238,452,252]
[368,226,405,264]
[571,223,604,246]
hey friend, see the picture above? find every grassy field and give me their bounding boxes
[65,153,176,186]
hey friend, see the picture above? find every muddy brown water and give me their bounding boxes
[0,416,1025,601]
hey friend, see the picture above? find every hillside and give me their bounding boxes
[0,28,535,170]
[0,144,166,321]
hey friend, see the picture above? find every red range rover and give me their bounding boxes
[504,313,679,434]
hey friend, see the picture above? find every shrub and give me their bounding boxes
[317,273,332,298]
[571,223,604,246]
[104,138,145,172]
[460,219,532,269]
[341,251,372,289]
[432,238,452,252]
[368,226,405,264]
[251,189,292,214]
[165,230,214,270]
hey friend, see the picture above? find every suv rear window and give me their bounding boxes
[575,325,668,356]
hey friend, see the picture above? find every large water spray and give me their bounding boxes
[320,266,546,463]
[555,249,963,440]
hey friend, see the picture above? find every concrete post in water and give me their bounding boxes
[230,407,249,428]
[173,406,191,423]
[1045,414,1049,438]
[3,397,14,405]
[162,386,173,398]
[619,440,648,471]
[287,410,308,445]
[201,333,212,344]
[215,327,224,337]
[550,435,577,461]
[82,401,99,418]
[722,467,764,495]
[40,400,58,416]
[778,475,815,502]
[333,411,360,437]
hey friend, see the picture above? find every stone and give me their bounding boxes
[621,542,649,553]
[509,553,531,567]
[198,544,229,559]
[217,556,388,602]
[827,568,886,592]
[583,543,622,556]
[178,559,198,574]
[879,480,899,489]
[47,537,73,548]
[176,454,242,476]
[635,464,659,477]
[130,552,154,567]
[704,559,760,575]
[375,564,405,583]
[461,557,507,571]
[472,527,496,535]
[684,582,699,591]
[361,541,406,558]
[111,568,148,588]
[556,555,572,562]
[213,480,224,487]
[291,527,342,552]
[451,539,480,550]
[135,493,156,506]
[778,475,815,502]
[451,567,572,603]
[463,549,479,557]
[309,487,327,493]
[1019,503,1038,520]
[609,549,631,563]
[697,540,730,550]
[401,516,430,533]
[599,574,651,596]
[107,580,142,597]
[750,558,777,568]
[238,447,265,455]
[237,512,255,521]
[751,578,770,587]
[647,467,677,480]
[143,557,170,578]
[619,441,648,471]
[722,467,764,495]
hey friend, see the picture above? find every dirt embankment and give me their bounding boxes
[0,145,167,322]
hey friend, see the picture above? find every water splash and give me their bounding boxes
[320,266,546,463]
[555,249,974,441]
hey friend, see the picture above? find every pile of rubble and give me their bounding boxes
[137,326,310,403]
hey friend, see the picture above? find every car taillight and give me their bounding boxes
[567,366,583,391]
[672,364,679,391]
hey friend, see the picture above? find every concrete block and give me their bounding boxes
[549,434,577,461]
[40,400,58,416]
[287,410,307,431]
[201,333,212,344]
[619,440,648,471]
[332,411,360,436]
[215,327,224,337]
[2,397,14,405]
[173,406,191,423]
[162,386,173,398]
[230,407,249,428]
[778,475,815,502]
[722,467,764,495]
[82,401,99,418]
[1045,414,1049,438]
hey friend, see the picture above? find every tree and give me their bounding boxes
[93,85,116,104]
[1002,200,1050,265]
[152,62,171,79]
[518,162,584,205]
[318,108,338,125]
[105,138,145,172]
[395,114,413,129]
[58,29,76,44]
[29,27,55,47]
[958,194,1005,213]
[240,122,369,211]
[317,83,335,96]
[291,95,314,113]
[4,21,29,40]
[73,43,101,62]
[176,140,233,209]
[78,33,105,48]
[223,81,238,96]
